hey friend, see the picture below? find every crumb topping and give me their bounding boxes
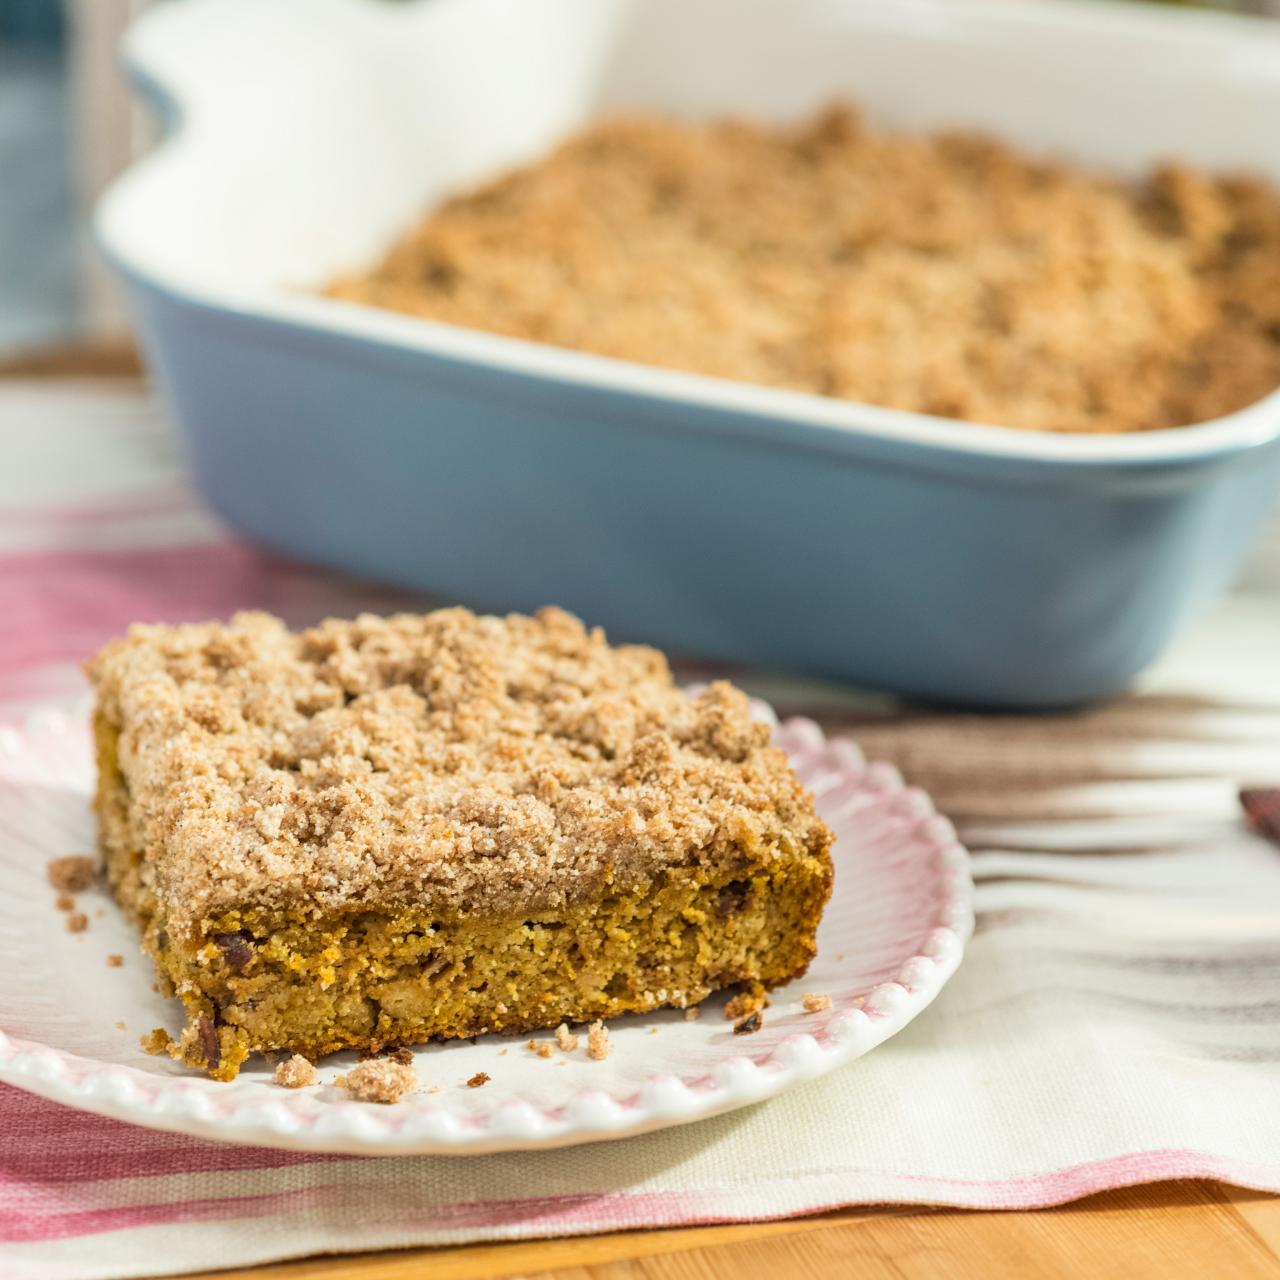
[586,1020,611,1061]
[336,1058,418,1103]
[802,993,831,1013]
[273,1054,318,1088]
[48,856,96,893]
[87,607,826,934]
[327,105,1280,435]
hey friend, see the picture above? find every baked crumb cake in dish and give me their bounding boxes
[328,104,1280,436]
[87,607,833,1081]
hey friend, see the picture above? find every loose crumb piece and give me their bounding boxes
[114,1020,126,1031]
[802,993,832,1013]
[141,1027,174,1056]
[65,912,88,934]
[554,1023,579,1053]
[273,1054,317,1089]
[724,987,770,1021]
[389,1047,414,1066]
[427,1083,442,1094]
[532,1040,555,1059]
[587,1020,611,1061]
[648,1026,658,1035]
[499,1048,509,1057]
[336,1058,419,1104]
[684,1006,701,1021]
[733,1011,763,1035]
[467,1071,490,1088]
[106,954,124,967]
[47,855,96,893]
[54,892,75,912]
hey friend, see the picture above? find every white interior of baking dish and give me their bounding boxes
[98,0,1280,461]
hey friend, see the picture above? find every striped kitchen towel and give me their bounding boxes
[2,383,1280,1280]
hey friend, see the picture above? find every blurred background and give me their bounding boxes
[1,0,1278,367]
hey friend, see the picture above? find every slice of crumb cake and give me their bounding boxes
[87,606,833,1080]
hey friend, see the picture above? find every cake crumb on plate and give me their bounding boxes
[273,1054,318,1089]
[106,954,124,967]
[587,1020,611,1060]
[336,1059,418,1104]
[802,993,831,1013]
[65,912,88,934]
[554,1023,579,1053]
[47,855,96,892]
[54,892,75,912]
[724,987,769,1020]
[467,1072,490,1088]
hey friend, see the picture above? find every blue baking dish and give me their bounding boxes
[97,0,1280,707]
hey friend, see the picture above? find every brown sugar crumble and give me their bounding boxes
[586,1020,611,1061]
[65,912,88,934]
[554,1023,579,1053]
[802,993,831,1013]
[329,105,1280,435]
[106,954,124,968]
[273,1054,318,1089]
[336,1059,418,1104]
[466,1071,491,1089]
[48,855,96,893]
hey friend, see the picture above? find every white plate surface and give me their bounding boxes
[0,699,972,1155]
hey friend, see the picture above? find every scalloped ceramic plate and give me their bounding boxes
[0,698,972,1155]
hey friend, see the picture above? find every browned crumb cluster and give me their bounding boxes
[337,1058,418,1104]
[466,1071,490,1089]
[273,1054,318,1089]
[802,993,831,1013]
[106,954,124,968]
[530,1038,555,1059]
[733,1011,763,1036]
[48,855,96,893]
[65,912,88,934]
[328,105,1280,434]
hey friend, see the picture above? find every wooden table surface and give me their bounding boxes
[7,344,1279,1280]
